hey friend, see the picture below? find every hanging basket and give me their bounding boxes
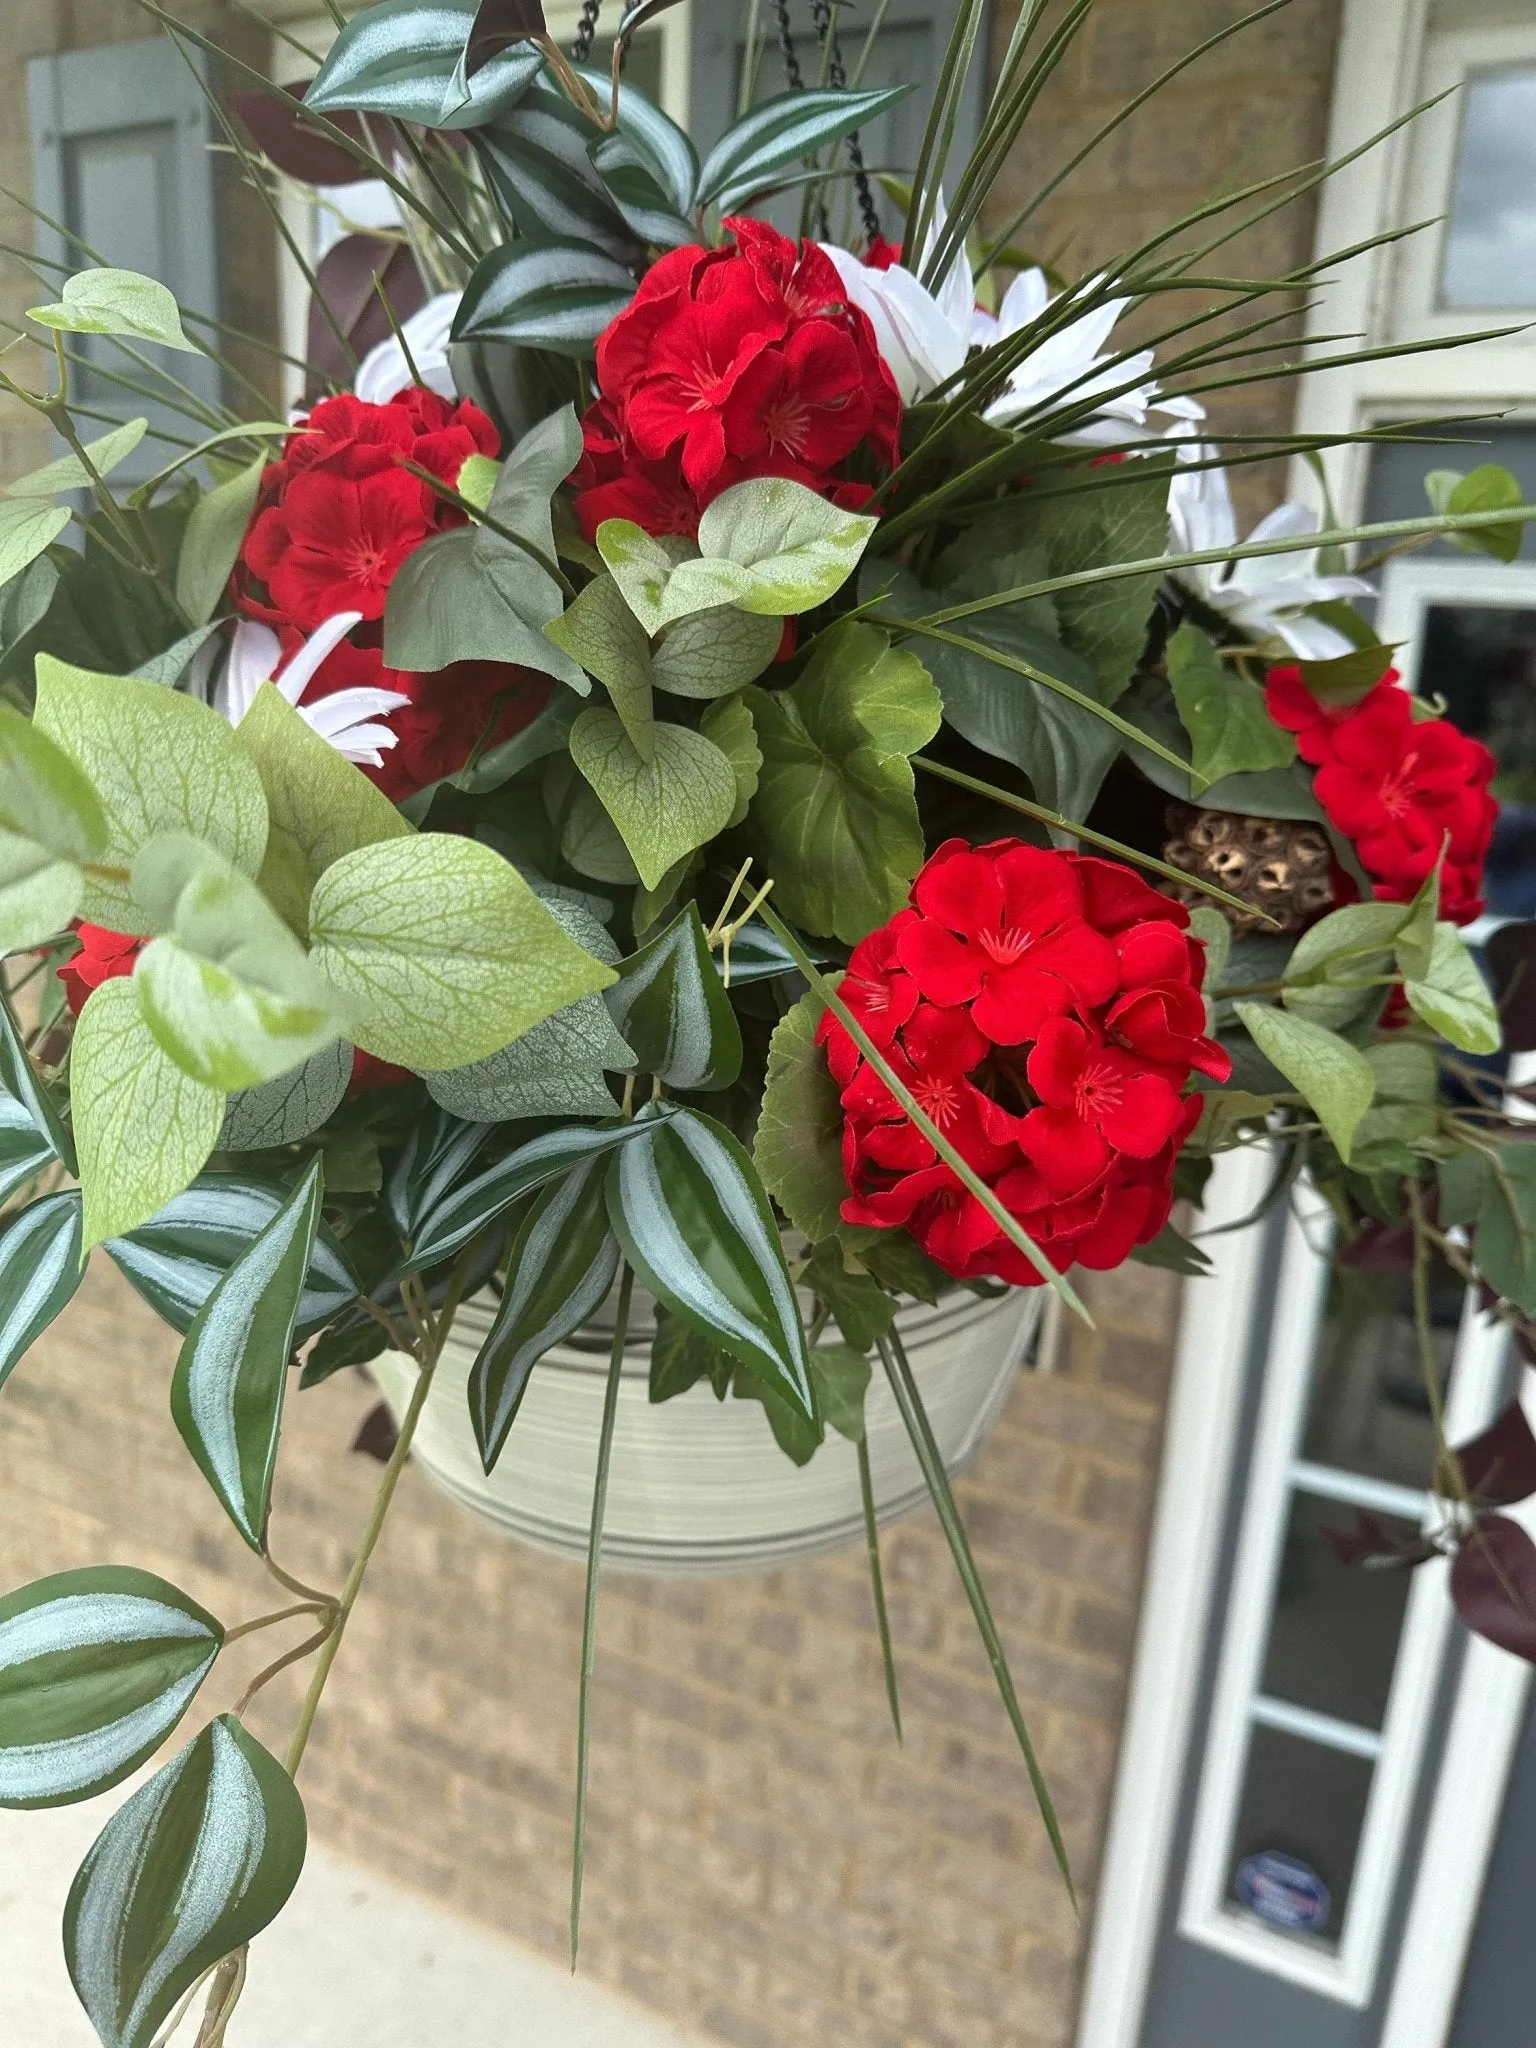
[371,1284,1043,1575]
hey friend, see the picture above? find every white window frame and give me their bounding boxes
[1376,553,1536,692]
[271,4,695,406]
[1175,1185,1507,2007]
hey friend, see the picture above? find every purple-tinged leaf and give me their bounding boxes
[1452,1513,1536,1662]
[227,82,374,186]
[1325,1509,1436,1571]
[1454,1400,1536,1508]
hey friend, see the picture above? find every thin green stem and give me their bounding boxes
[223,1600,331,1645]
[399,460,577,595]
[857,1434,902,1743]
[572,1262,635,1966]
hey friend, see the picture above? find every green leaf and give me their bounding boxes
[569,707,737,891]
[130,624,223,689]
[593,527,697,638]
[0,1094,60,1208]
[1466,1144,1536,1312]
[130,836,344,1090]
[606,902,742,1091]
[72,979,224,1248]
[590,125,695,248]
[799,1240,897,1350]
[810,1342,871,1443]
[1280,898,1409,1030]
[0,555,59,657]
[235,684,413,934]
[1366,1038,1438,1105]
[105,1174,357,1338]
[651,606,783,699]
[64,1716,306,2048]
[1187,905,1231,1014]
[7,420,149,498]
[605,1102,814,1420]
[699,691,761,828]
[0,1191,85,1390]
[1234,1002,1376,1161]
[170,1159,322,1549]
[744,623,942,943]
[948,460,1173,700]
[0,500,70,591]
[545,573,652,753]
[1130,1221,1214,1275]
[1167,625,1295,791]
[0,1566,222,1810]
[451,237,637,355]
[218,1040,353,1150]
[879,562,1116,825]
[400,1117,653,1274]
[733,1368,823,1465]
[384,407,585,685]
[1296,641,1396,708]
[0,703,108,951]
[29,267,199,353]
[548,756,642,883]
[305,0,544,126]
[0,989,75,1172]
[456,452,500,510]
[472,1155,620,1471]
[1426,464,1527,563]
[649,1306,734,1403]
[754,986,848,1244]
[309,833,613,1070]
[1403,922,1501,1054]
[175,456,266,626]
[424,895,632,1119]
[33,656,269,932]
[476,81,635,259]
[696,85,915,211]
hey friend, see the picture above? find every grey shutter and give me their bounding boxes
[689,0,990,241]
[27,37,223,482]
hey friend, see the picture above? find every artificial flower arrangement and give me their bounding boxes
[0,0,1535,2039]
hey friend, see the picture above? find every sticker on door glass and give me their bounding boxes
[1234,1851,1332,1935]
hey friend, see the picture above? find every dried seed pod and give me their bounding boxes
[1161,801,1335,935]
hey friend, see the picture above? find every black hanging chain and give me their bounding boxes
[571,0,603,65]
[772,0,808,93]
[814,1,882,249]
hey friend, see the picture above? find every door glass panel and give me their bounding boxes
[1302,1265,1454,1491]
[1440,66,1536,310]
[1261,1494,1419,1729]
[1228,1728,1375,1943]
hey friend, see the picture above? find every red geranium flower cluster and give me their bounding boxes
[235,387,551,800]
[1266,666,1496,925]
[816,839,1231,1285]
[571,217,901,541]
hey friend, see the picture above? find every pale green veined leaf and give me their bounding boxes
[472,1156,620,1471]
[569,707,737,891]
[28,268,200,353]
[218,1040,353,1151]
[71,980,225,1249]
[0,500,70,593]
[1167,625,1295,792]
[33,658,268,932]
[1235,1002,1376,1162]
[0,1191,85,1391]
[308,834,614,1070]
[699,691,760,828]
[175,455,266,627]
[1404,921,1502,1054]
[0,1566,222,1810]
[544,572,650,743]
[6,420,149,499]
[605,1102,814,1420]
[0,703,107,952]
[64,1716,305,2048]
[651,606,783,700]
[170,1159,323,1549]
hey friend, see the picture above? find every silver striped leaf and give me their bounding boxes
[471,1156,620,1471]
[65,1715,306,2048]
[605,1103,814,1420]
[169,1160,324,1549]
[0,1190,84,1391]
[451,238,638,357]
[0,990,74,1171]
[0,1567,222,1809]
[605,903,742,1093]
[304,0,544,128]
[696,86,915,215]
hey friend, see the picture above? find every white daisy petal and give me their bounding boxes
[217,620,281,727]
[276,610,366,705]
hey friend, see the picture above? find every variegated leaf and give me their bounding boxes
[606,903,741,1092]
[0,1191,84,1391]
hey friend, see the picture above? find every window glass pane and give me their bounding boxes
[1302,1263,1456,1491]
[1440,66,1536,310]
[1227,1727,1374,1943]
[1364,427,1536,563]
[1261,1493,1419,1729]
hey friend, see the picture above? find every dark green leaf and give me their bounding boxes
[64,1715,306,2048]
[838,1222,948,1305]
[452,237,637,357]
[754,988,848,1245]
[697,86,915,213]
[399,1116,652,1274]
[305,0,544,127]
[0,1566,222,1809]
[648,1305,733,1403]
[105,1176,357,1339]
[810,1342,871,1442]
[1129,1222,1213,1275]
[477,83,635,257]
[169,1160,324,1549]
[0,988,75,1173]
[1167,625,1295,791]
[722,914,825,986]
[384,1106,490,1242]
[0,1191,85,1391]
[732,1369,823,1465]
[801,1240,897,1352]
[0,1094,59,1207]
[590,129,695,250]
[1426,464,1527,564]
[1296,642,1396,708]
[606,903,742,1092]
[1467,1144,1536,1314]
[472,1157,619,1471]
[605,1102,814,1419]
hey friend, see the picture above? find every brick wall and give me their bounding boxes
[0,1255,1181,2048]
